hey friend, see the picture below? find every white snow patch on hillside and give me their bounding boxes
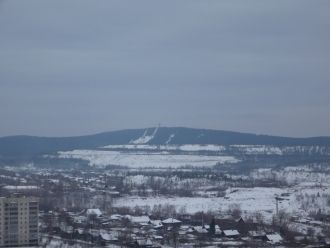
[58,150,239,168]
[165,134,175,144]
[102,144,226,152]
[103,144,160,150]
[130,127,159,144]
[230,145,330,155]
[230,145,283,155]
[101,144,330,155]
[179,144,226,152]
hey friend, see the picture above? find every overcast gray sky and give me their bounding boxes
[0,0,329,137]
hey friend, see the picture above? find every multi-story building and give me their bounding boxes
[0,194,39,247]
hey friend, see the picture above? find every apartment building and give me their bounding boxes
[0,195,39,247]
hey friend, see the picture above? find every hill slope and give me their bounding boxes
[0,127,330,157]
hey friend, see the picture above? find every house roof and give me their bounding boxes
[149,220,162,225]
[153,235,163,240]
[248,231,266,237]
[194,226,208,234]
[137,239,153,246]
[131,215,150,223]
[110,214,123,220]
[162,218,181,224]
[73,215,87,223]
[153,223,163,229]
[266,233,282,243]
[100,232,118,241]
[215,225,222,234]
[86,208,102,217]
[223,229,240,236]
[216,218,237,230]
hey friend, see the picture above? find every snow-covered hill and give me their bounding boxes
[56,142,330,168]
[1,127,330,159]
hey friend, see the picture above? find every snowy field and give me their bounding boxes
[231,145,330,155]
[102,144,330,155]
[114,187,285,217]
[58,150,239,168]
[114,185,330,222]
[102,144,226,152]
[230,145,283,155]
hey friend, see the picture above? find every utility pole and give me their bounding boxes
[275,196,285,215]
[275,196,279,215]
[202,211,204,227]
[202,203,204,227]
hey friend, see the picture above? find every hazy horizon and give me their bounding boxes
[1,0,329,137]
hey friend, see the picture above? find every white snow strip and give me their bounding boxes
[102,144,226,152]
[165,134,175,144]
[129,127,158,144]
[179,144,226,152]
[58,150,239,168]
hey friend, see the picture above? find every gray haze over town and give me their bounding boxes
[0,1,330,248]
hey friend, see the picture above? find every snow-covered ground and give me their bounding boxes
[179,144,226,152]
[231,145,330,155]
[114,184,330,223]
[102,144,161,150]
[230,145,283,155]
[113,187,286,222]
[58,150,239,168]
[102,144,330,155]
[3,185,39,190]
[250,166,330,186]
[102,144,226,152]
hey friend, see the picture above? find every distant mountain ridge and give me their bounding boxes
[1,127,330,157]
